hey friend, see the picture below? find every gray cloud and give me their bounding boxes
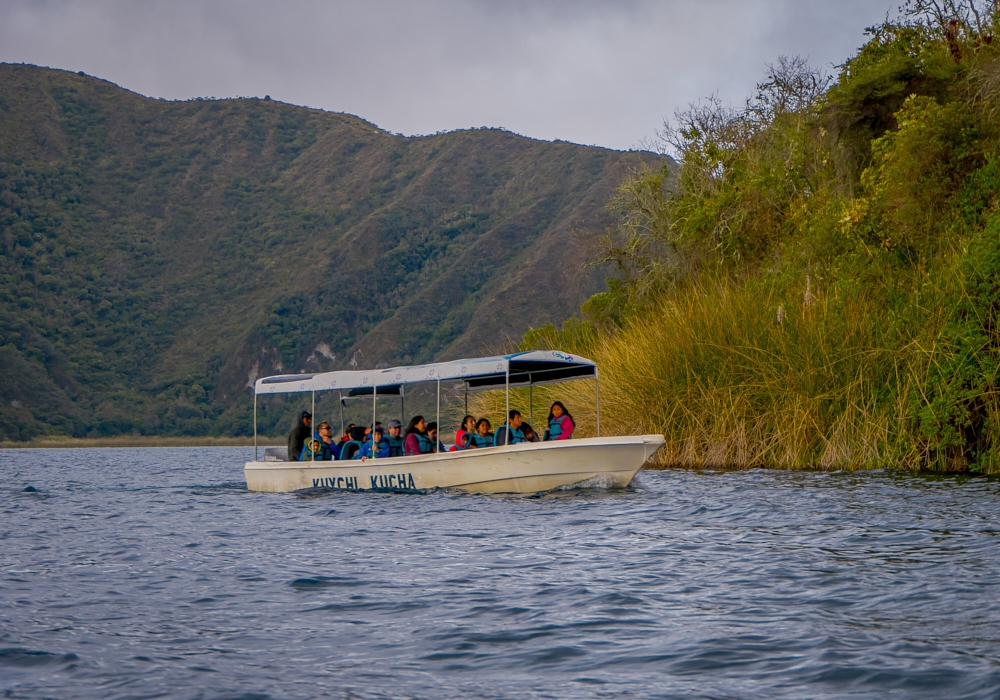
[1,0,896,150]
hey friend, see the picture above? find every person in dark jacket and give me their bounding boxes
[287,411,312,461]
[339,423,356,444]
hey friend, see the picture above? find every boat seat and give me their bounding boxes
[339,440,362,460]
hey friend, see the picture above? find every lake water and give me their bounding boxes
[2,448,999,699]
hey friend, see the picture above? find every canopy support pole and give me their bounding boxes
[464,383,468,416]
[339,390,344,437]
[504,364,510,445]
[436,379,441,453]
[253,392,257,462]
[372,386,377,461]
[529,377,533,429]
[595,368,601,437]
[311,389,315,461]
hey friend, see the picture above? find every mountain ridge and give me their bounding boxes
[0,63,665,440]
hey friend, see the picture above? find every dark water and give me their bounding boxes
[2,449,1000,699]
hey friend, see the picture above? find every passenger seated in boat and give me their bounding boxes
[494,410,526,446]
[299,437,323,461]
[425,422,447,453]
[287,411,312,462]
[521,423,540,443]
[387,419,404,457]
[403,415,430,456]
[454,415,476,450]
[339,423,356,444]
[315,421,340,460]
[467,418,493,448]
[356,427,390,461]
[543,402,575,441]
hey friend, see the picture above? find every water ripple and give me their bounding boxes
[2,448,1000,698]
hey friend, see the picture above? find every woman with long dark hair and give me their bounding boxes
[544,401,575,441]
[403,415,424,455]
[404,415,433,455]
[455,414,476,450]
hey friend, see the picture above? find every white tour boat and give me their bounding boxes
[244,351,665,494]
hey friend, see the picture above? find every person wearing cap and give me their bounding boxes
[386,419,404,457]
[287,411,312,461]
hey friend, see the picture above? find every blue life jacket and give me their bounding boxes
[415,433,435,453]
[313,434,340,460]
[299,444,321,461]
[547,417,563,440]
[468,433,493,448]
[494,425,525,446]
[354,439,390,460]
[387,435,404,457]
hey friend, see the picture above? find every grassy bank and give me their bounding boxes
[0,436,265,449]
[480,3,1000,473]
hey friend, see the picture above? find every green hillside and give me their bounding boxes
[0,64,658,441]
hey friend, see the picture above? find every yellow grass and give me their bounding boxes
[473,273,948,470]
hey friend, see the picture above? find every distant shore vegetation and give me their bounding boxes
[499,1,1000,472]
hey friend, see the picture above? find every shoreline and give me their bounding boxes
[0,436,277,449]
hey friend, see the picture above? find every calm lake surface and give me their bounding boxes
[2,448,999,699]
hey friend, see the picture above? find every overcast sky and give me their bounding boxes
[2,1,897,151]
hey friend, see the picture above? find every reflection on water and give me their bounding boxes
[2,447,999,699]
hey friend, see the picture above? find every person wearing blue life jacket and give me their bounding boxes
[299,437,323,461]
[543,401,576,441]
[454,415,476,450]
[314,421,340,460]
[425,422,447,453]
[386,419,405,457]
[466,418,493,448]
[404,416,432,455]
[355,427,390,461]
[494,410,526,446]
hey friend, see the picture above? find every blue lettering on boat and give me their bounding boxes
[312,476,359,490]
[310,474,415,491]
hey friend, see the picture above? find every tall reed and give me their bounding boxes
[473,271,956,470]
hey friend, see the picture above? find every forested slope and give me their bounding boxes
[0,64,658,440]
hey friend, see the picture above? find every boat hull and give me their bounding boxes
[244,435,665,494]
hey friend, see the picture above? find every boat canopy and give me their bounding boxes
[253,350,596,396]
